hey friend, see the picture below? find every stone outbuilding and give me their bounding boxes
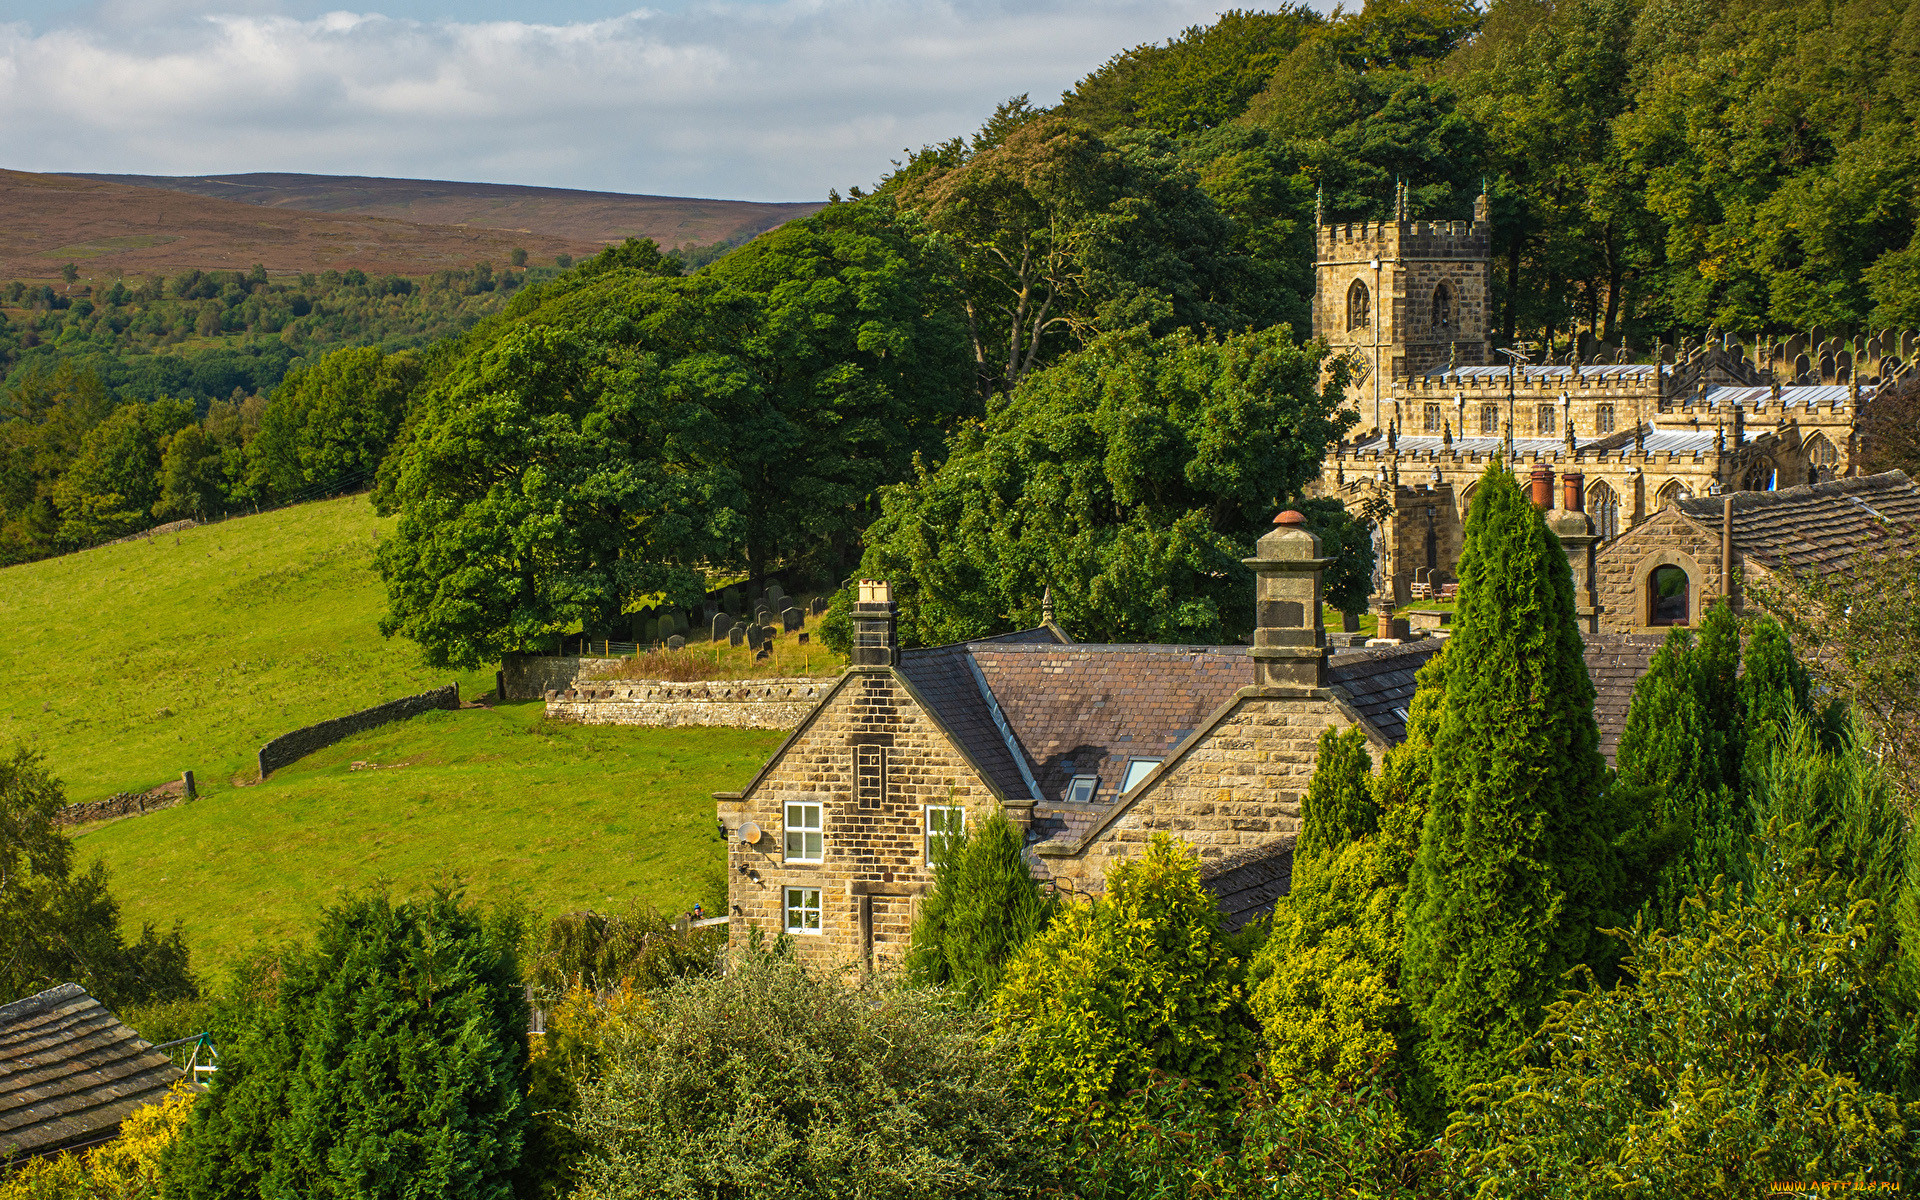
[0,984,186,1160]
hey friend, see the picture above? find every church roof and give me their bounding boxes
[1676,470,1920,571]
[0,984,183,1160]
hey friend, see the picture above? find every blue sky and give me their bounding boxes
[0,0,1258,201]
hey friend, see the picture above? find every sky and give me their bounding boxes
[0,0,1267,201]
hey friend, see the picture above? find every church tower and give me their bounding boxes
[1312,183,1494,434]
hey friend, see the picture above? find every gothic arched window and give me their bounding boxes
[1589,479,1620,540]
[1805,434,1837,483]
[1649,565,1691,626]
[1347,279,1371,330]
[1657,479,1690,509]
[1431,283,1453,330]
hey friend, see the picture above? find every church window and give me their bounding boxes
[1744,461,1776,492]
[1347,279,1371,330]
[1597,403,1616,434]
[1423,403,1440,434]
[1589,480,1621,541]
[1649,565,1690,627]
[1806,434,1837,483]
[1537,404,1556,435]
[1480,403,1499,436]
[1658,480,1689,508]
[1431,283,1453,329]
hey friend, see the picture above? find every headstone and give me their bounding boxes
[640,617,659,644]
[711,613,733,642]
[782,606,803,632]
[759,625,777,649]
[797,632,810,645]
[724,586,743,614]
[755,606,772,627]
[667,634,686,651]
[766,582,785,602]
[755,648,771,661]
[729,625,746,648]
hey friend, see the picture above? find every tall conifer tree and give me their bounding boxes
[1295,725,1378,864]
[1401,463,1621,1100]
[905,808,1055,1003]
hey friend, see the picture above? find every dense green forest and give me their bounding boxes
[8,0,1917,608]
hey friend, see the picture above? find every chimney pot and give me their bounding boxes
[1274,510,1308,526]
[1530,463,1554,510]
[1563,471,1585,512]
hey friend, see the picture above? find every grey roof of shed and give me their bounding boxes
[1675,470,1920,572]
[0,984,182,1160]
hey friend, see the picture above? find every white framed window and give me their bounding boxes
[784,800,822,862]
[1064,775,1098,804]
[1120,757,1164,795]
[925,805,965,864]
[784,887,822,935]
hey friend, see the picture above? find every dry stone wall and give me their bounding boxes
[500,654,623,701]
[54,781,189,827]
[546,677,830,730]
[257,684,459,778]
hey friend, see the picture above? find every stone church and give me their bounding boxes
[1313,184,1897,607]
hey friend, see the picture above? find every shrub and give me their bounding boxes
[995,835,1255,1127]
[569,951,1055,1199]
[527,902,722,997]
[905,807,1055,1003]
[1294,725,1377,862]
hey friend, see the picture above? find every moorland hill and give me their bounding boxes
[0,169,599,282]
[73,172,825,260]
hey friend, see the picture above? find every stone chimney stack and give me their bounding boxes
[1244,511,1331,691]
[852,579,898,668]
[1546,473,1598,637]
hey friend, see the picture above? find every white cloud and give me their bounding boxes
[0,0,1240,199]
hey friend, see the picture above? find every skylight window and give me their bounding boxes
[1120,757,1164,795]
[1064,775,1098,804]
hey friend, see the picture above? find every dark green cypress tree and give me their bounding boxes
[906,808,1055,1003]
[1401,463,1622,1101]
[1693,600,1742,792]
[1615,629,1711,810]
[1738,615,1814,792]
[1295,725,1378,864]
[167,891,528,1200]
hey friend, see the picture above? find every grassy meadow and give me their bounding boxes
[0,494,498,803]
[75,702,781,977]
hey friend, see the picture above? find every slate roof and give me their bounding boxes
[1328,641,1441,743]
[1201,840,1296,931]
[0,984,183,1160]
[1676,470,1920,572]
[895,641,1034,803]
[1584,637,1662,765]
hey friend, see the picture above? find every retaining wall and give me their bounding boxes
[501,655,623,701]
[545,677,830,730]
[257,684,460,778]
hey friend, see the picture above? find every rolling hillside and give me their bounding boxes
[73,172,825,256]
[0,169,599,282]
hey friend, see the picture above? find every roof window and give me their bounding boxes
[1064,775,1098,804]
[1120,757,1163,795]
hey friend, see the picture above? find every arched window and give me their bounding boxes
[1347,279,1371,330]
[1649,565,1690,626]
[1589,479,1620,540]
[1656,479,1688,509]
[1744,460,1776,492]
[1805,434,1837,484]
[1431,283,1453,330]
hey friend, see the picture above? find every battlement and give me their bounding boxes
[1392,369,1661,397]
[1317,219,1490,259]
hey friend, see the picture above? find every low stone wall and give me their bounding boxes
[545,677,830,730]
[54,781,189,827]
[500,655,623,701]
[257,684,460,778]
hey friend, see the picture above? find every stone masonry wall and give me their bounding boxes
[500,654,623,701]
[257,685,460,778]
[1041,691,1358,894]
[721,670,998,975]
[546,677,829,730]
[1593,507,1729,637]
[54,781,188,828]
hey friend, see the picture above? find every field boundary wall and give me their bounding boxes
[257,684,460,778]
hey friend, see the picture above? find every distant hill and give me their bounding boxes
[0,169,601,281]
[70,172,826,258]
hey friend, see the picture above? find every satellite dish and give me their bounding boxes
[737,821,762,845]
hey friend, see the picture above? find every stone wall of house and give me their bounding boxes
[546,677,829,730]
[1593,507,1729,637]
[1039,690,1356,894]
[500,654,624,701]
[257,685,460,778]
[720,669,999,975]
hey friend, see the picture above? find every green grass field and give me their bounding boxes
[0,495,496,803]
[75,702,782,977]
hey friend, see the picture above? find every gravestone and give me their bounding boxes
[729,625,746,648]
[724,587,743,614]
[782,606,803,632]
[667,634,686,651]
[639,617,659,644]
[758,625,777,649]
[755,606,772,627]
[711,613,733,642]
[811,596,827,616]
[755,648,771,661]
[797,632,810,645]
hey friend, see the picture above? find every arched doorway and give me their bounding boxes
[1648,564,1690,626]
